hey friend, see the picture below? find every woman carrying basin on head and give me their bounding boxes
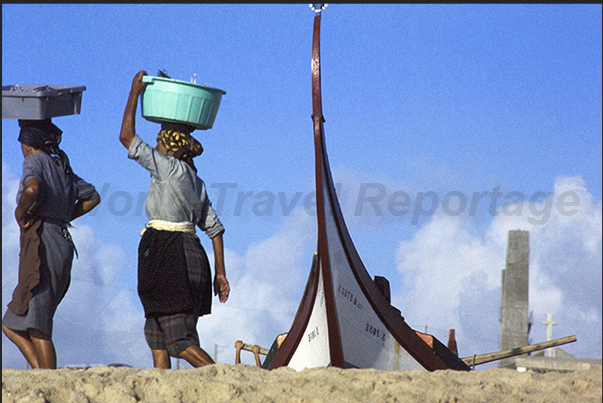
[119,70,230,368]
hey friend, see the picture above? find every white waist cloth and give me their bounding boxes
[140,220,196,236]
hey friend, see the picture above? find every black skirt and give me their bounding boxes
[137,228,212,318]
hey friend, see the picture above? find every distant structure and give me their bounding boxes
[541,311,557,358]
[498,230,602,372]
[514,311,602,373]
[499,230,530,368]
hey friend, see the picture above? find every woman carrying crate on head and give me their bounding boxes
[2,118,101,369]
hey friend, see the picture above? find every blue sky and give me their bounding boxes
[3,4,601,369]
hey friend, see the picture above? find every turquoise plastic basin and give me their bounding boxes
[141,75,226,130]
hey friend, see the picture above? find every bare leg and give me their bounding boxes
[2,324,40,369]
[29,329,56,369]
[151,349,171,369]
[178,345,215,368]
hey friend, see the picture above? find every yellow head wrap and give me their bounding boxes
[157,129,203,160]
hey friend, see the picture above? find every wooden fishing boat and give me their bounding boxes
[264,6,469,372]
[236,5,576,372]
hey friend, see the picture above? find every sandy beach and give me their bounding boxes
[2,364,601,403]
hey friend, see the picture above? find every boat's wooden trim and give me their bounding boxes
[268,252,320,369]
[312,14,345,368]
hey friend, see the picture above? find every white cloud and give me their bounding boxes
[2,162,20,257]
[53,224,150,367]
[392,176,602,364]
[199,207,316,366]
[2,162,23,368]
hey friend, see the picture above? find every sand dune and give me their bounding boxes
[2,364,601,403]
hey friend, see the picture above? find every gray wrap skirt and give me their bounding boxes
[3,222,74,336]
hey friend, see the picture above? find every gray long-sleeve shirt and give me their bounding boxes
[17,152,97,224]
[127,134,224,239]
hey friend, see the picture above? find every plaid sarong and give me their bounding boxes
[183,232,212,317]
[144,313,200,356]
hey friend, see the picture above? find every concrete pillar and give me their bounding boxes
[499,230,530,368]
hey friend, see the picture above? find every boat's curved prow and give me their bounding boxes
[269,9,470,372]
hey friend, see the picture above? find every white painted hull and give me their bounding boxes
[287,267,330,370]
[320,169,423,371]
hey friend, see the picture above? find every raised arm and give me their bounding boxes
[119,70,149,149]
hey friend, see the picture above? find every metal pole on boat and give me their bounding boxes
[310,4,328,14]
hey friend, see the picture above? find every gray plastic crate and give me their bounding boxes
[2,85,86,119]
